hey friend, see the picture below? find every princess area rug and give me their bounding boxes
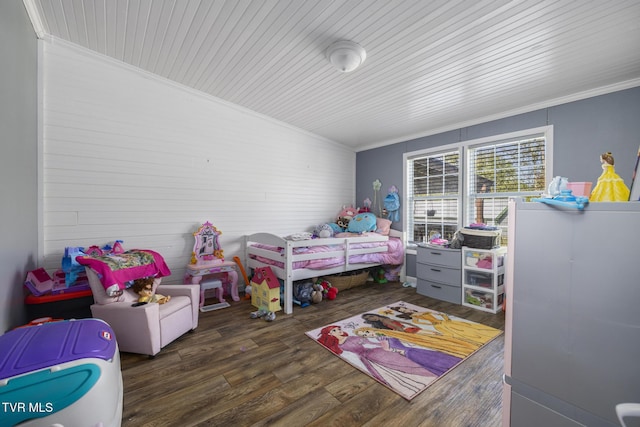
[306,301,502,400]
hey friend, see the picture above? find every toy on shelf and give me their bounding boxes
[589,152,630,202]
[533,190,589,210]
[25,265,89,299]
[58,240,125,292]
[84,240,125,257]
[547,176,568,197]
[533,175,589,210]
[61,246,88,287]
[24,268,54,296]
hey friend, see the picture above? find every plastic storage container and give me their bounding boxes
[0,319,123,427]
[459,228,502,249]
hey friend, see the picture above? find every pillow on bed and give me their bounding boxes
[376,217,392,236]
[347,212,377,233]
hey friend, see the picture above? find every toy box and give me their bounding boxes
[0,319,123,427]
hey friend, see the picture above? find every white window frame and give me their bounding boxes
[403,144,464,248]
[404,126,553,253]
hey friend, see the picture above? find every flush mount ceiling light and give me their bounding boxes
[326,40,367,73]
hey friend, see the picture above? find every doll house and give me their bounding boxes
[250,267,281,312]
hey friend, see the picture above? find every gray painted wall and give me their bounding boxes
[356,87,640,278]
[0,1,38,332]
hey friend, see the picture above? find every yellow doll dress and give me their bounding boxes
[589,164,630,202]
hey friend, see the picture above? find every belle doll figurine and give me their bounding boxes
[589,152,630,202]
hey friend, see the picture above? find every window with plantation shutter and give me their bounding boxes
[405,127,551,247]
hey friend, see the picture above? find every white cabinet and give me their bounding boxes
[503,198,640,426]
[416,245,461,304]
[461,246,506,313]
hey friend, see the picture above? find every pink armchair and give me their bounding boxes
[85,267,199,357]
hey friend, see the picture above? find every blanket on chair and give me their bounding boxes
[76,249,171,292]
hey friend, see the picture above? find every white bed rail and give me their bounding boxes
[244,230,401,314]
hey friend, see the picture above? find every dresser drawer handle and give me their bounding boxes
[430,252,441,255]
[430,268,441,272]
[430,284,442,289]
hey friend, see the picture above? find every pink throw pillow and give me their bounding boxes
[376,218,392,236]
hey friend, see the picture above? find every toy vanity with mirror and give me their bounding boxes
[185,221,239,311]
[190,221,225,265]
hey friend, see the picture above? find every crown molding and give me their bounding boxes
[22,0,46,39]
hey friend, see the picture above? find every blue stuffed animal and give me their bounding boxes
[384,186,400,222]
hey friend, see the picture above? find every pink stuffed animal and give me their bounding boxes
[338,205,357,220]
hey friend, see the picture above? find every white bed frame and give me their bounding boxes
[245,230,402,314]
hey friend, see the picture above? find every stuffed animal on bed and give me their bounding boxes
[328,222,343,234]
[336,216,350,231]
[346,212,377,233]
[132,277,170,304]
[313,223,334,238]
[338,205,357,220]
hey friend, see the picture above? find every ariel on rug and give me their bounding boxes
[306,301,502,400]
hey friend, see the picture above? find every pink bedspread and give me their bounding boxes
[250,237,404,270]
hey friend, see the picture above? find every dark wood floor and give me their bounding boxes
[120,281,506,427]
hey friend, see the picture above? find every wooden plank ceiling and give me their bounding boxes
[25,0,640,150]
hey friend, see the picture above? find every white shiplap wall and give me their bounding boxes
[41,37,356,284]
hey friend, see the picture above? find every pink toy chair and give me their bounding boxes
[85,267,199,357]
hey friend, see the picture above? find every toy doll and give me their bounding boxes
[589,152,630,202]
[132,277,170,304]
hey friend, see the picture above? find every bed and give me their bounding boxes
[244,229,404,314]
